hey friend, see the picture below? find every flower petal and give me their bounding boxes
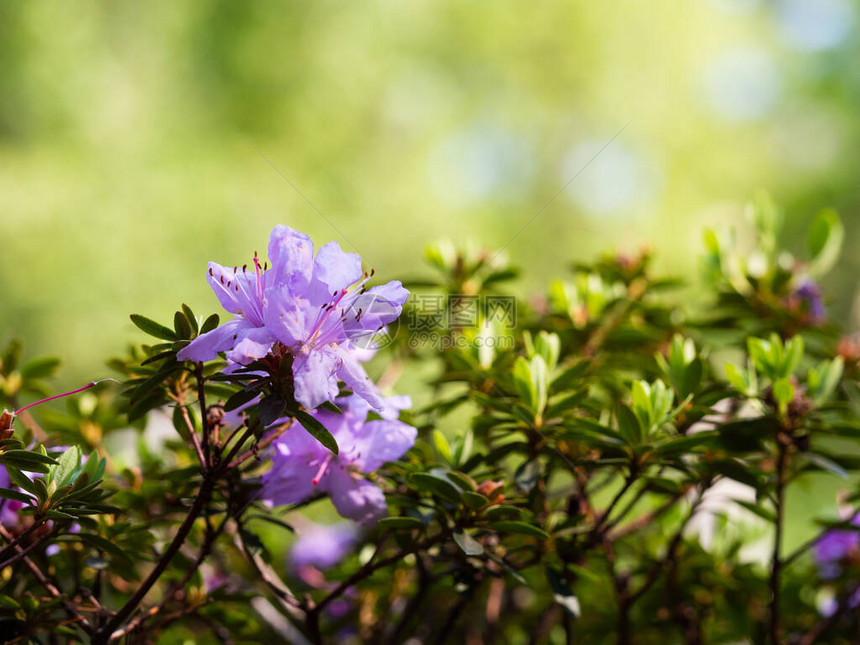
[206,263,262,323]
[325,467,388,526]
[261,439,321,506]
[351,419,417,472]
[331,345,384,410]
[311,242,363,300]
[177,318,253,362]
[293,347,341,410]
[263,285,312,346]
[226,327,276,364]
[267,225,315,288]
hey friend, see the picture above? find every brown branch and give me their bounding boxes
[0,524,91,632]
[108,514,230,641]
[93,476,217,642]
[179,404,207,470]
[228,420,293,469]
[769,439,789,645]
[0,518,47,564]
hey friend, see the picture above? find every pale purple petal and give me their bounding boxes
[177,318,255,362]
[262,441,320,506]
[311,242,363,300]
[267,225,314,287]
[206,263,264,324]
[263,285,311,346]
[225,326,276,364]
[351,419,417,472]
[290,521,358,570]
[331,345,384,410]
[325,467,388,526]
[293,348,341,410]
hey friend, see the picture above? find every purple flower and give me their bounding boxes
[177,226,409,411]
[262,395,416,525]
[815,513,860,579]
[290,521,359,572]
[791,278,826,323]
[0,467,22,526]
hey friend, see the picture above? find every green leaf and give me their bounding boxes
[773,378,795,416]
[411,473,463,503]
[463,491,489,509]
[19,357,61,380]
[512,357,536,410]
[181,304,199,334]
[46,509,76,521]
[616,404,642,444]
[445,471,477,492]
[733,499,776,523]
[547,567,581,619]
[377,517,425,530]
[258,395,288,427]
[551,360,590,391]
[239,528,269,560]
[6,467,39,497]
[0,595,21,610]
[70,533,135,566]
[294,410,338,455]
[0,487,33,504]
[130,314,178,341]
[200,313,221,334]
[488,521,549,539]
[724,362,749,395]
[173,311,193,339]
[801,452,848,478]
[808,209,844,277]
[49,446,81,487]
[224,387,260,412]
[655,431,718,456]
[484,505,524,521]
[453,531,484,556]
[0,449,58,473]
[432,430,452,463]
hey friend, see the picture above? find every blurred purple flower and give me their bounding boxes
[262,395,416,525]
[290,521,358,572]
[815,513,860,579]
[791,278,826,323]
[0,467,22,526]
[177,225,409,411]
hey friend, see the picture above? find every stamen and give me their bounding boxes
[312,453,334,485]
[16,379,120,415]
[252,254,265,301]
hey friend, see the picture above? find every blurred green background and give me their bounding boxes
[2,0,859,386]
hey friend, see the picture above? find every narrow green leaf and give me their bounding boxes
[488,521,549,539]
[453,531,484,556]
[130,314,178,341]
[200,313,221,334]
[377,516,425,530]
[0,487,33,504]
[294,410,339,455]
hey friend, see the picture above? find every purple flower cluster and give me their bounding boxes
[790,278,826,324]
[178,226,409,411]
[262,395,416,525]
[290,521,358,573]
[815,513,860,579]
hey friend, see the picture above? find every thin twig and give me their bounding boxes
[0,524,91,632]
[769,440,789,645]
